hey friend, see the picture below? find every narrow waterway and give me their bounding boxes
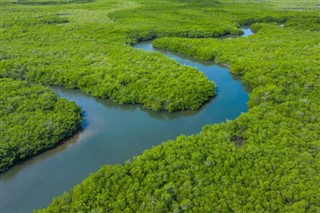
[242,27,253,37]
[0,28,252,213]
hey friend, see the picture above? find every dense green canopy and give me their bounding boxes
[0,0,319,211]
[39,21,320,212]
[0,78,81,172]
[0,0,219,112]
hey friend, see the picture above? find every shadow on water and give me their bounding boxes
[0,132,82,181]
[54,86,200,120]
[81,110,89,129]
[1,27,252,213]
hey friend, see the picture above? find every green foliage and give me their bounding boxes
[3,0,316,111]
[38,16,69,25]
[37,2,320,212]
[11,0,94,5]
[0,42,214,111]
[0,0,221,112]
[38,122,320,212]
[285,16,320,31]
[221,0,320,11]
[0,78,81,172]
[1,0,319,211]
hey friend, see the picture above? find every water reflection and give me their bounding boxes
[1,36,249,213]
[0,132,81,181]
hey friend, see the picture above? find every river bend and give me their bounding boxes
[0,29,252,213]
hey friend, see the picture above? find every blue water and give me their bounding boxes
[0,30,251,213]
[241,27,253,37]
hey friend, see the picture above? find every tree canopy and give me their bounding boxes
[0,78,81,172]
[0,0,319,211]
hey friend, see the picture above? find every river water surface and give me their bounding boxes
[0,28,252,213]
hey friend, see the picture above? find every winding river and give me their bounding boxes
[0,28,252,213]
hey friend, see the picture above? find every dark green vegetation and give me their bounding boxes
[11,0,94,6]
[0,0,217,112]
[0,78,81,172]
[1,0,320,211]
[3,0,318,112]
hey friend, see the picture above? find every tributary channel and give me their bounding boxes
[0,28,252,213]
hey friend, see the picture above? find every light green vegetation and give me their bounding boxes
[8,0,95,5]
[222,0,320,10]
[22,0,319,212]
[0,78,81,172]
[3,0,318,112]
[0,0,217,112]
[266,0,320,10]
[151,24,320,209]
[1,0,320,211]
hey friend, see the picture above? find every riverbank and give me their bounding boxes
[0,45,248,212]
